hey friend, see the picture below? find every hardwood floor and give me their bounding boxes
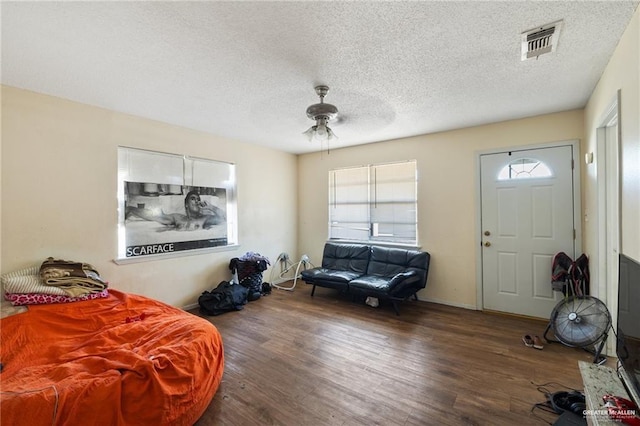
[191,284,606,426]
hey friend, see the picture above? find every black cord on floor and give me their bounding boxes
[531,381,584,394]
[530,401,556,425]
[529,381,585,425]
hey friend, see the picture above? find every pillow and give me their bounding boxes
[2,274,68,296]
[1,265,40,282]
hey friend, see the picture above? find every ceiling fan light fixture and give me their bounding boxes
[302,125,317,140]
[303,119,337,143]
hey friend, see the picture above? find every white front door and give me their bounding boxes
[480,145,576,319]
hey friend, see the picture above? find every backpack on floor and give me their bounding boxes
[229,258,268,301]
[198,281,248,316]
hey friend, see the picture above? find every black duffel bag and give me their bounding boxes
[198,281,249,316]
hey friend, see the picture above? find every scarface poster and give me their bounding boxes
[123,181,227,257]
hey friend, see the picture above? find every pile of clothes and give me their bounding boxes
[1,257,109,306]
[229,252,270,301]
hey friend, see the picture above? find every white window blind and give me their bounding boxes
[329,160,417,245]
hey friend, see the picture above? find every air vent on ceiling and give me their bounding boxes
[521,20,563,60]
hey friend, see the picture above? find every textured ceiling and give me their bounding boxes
[2,1,638,154]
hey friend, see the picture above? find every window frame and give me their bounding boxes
[328,160,418,247]
[116,146,238,263]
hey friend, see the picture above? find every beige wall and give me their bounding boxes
[582,5,640,316]
[298,110,584,309]
[1,86,298,307]
[584,5,640,266]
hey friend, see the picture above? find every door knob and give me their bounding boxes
[484,241,491,247]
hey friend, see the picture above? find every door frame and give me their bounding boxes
[474,140,583,312]
[596,91,621,355]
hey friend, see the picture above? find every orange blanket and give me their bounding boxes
[0,290,224,425]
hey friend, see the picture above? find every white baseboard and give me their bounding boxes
[420,297,477,311]
[183,297,476,312]
[182,302,199,311]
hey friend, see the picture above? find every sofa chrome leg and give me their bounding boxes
[311,285,316,296]
[391,301,400,316]
[413,293,419,301]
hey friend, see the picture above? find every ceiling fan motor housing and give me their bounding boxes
[306,85,338,121]
[306,103,338,121]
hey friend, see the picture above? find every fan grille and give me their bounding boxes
[550,296,611,348]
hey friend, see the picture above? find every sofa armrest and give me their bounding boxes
[388,271,422,296]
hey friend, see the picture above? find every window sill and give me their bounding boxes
[327,239,421,251]
[114,244,240,265]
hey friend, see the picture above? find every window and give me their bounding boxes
[497,158,553,180]
[329,160,417,245]
[116,147,238,262]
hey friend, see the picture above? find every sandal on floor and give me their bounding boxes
[522,334,534,347]
[533,335,544,350]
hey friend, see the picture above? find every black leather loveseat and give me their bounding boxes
[300,242,431,315]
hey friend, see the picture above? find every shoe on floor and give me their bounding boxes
[533,335,544,350]
[522,334,534,347]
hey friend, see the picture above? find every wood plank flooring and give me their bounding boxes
[191,284,607,426]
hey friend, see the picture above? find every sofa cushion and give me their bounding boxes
[367,246,428,280]
[349,271,421,292]
[301,268,364,284]
[348,275,393,292]
[321,243,370,274]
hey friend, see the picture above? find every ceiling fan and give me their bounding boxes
[303,85,339,144]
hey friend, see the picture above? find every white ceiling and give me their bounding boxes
[2,1,638,154]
